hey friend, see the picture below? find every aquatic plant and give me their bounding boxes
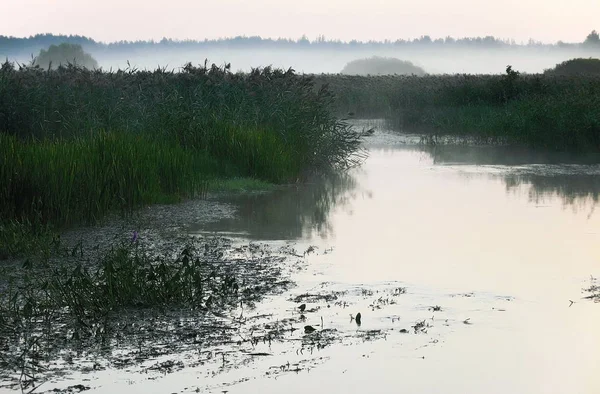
[0,237,294,388]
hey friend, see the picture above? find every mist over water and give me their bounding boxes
[58,47,600,74]
[3,38,599,74]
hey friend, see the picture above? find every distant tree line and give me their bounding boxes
[2,31,599,58]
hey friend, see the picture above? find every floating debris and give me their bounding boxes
[412,320,430,334]
[304,325,317,334]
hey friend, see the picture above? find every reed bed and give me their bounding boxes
[0,132,213,226]
[318,70,600,151]
[0,62,362,232]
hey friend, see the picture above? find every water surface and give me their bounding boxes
[188,130,600,394]
[34,126,600,394]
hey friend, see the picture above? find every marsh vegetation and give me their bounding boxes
[0,61,362,250]
[321,64,600,151]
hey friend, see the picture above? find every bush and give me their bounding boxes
[544,58,600,76]
[32,43,98,70]
[341,57,426,76]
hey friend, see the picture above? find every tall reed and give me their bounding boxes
[318,71,600,151]
[0,62,363,230]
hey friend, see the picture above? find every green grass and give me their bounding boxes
[0,132,212,226]
[208,177,276,193]
[0,221,58,260]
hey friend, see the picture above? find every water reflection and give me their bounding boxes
[194,171,361,240]
[197,144,600,241]
[427,145,600,210]
[428,145,600,166]
[504,174,600,212]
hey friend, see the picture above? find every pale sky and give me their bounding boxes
[2,0,599,43]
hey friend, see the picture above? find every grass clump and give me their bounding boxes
[0,221,58,260]
[0,241,238,338]
[584,276,599,302]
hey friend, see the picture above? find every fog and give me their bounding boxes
[91,47,599,74]
[3,35,600,74]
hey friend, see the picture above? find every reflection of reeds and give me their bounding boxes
[202,171,359,240]
[425,145,600,209]
[505,174,600,208]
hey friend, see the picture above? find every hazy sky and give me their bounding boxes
[3,0,599,43]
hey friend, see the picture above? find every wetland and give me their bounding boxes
[2,123,600,393]
[1,59,600,393]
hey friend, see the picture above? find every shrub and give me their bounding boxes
[544,58,600,76]
[341,57,426,76]
[32,43,98,70]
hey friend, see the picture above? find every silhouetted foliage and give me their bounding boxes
[319,71,600,151]
[2,32,599,59]
[341,57,426,76]
[32,43,98,69]
[544,58,600,75]
[584,30,600,47]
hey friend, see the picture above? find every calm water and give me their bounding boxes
[197,131,600,394]
[45,127,600,394]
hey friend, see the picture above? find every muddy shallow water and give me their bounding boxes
[4,123,600,393]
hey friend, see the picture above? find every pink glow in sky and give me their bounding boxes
[2,0,598,43]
